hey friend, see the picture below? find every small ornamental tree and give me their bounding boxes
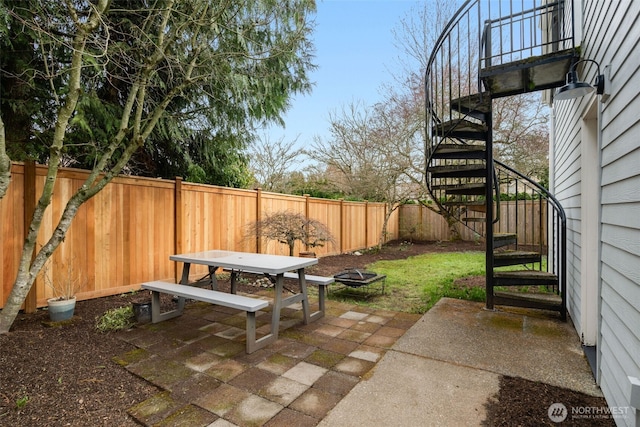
[246,211,336,256]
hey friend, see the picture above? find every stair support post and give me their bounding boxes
[485,110,495,310]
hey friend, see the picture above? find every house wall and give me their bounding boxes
[552,1,640,425]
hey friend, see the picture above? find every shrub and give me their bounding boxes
[95,306,135,332]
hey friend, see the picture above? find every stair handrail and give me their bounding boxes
[494,159,567,298]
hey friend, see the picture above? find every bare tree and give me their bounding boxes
[309,100,425,247]
[0,0,316,333]
[248,135,306,193]
[245,211,336,256]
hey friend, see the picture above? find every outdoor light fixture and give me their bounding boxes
[554,59,605,101]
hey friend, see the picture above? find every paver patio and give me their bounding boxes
[115,290,420,426]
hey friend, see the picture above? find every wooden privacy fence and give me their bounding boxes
[398,203,548,246]
[1,163,398,309]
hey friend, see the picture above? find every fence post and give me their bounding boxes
[174,177,183,283]
[364,201,369,247]
[23,161,37,313]
[339,199,345,253]
[304,194,310,251]
[256,188,262,254]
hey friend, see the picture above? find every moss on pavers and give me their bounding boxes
[156,403,217,427]
[128,391,185,426]
[337,329,372,343]
[169,372,222,402]
[208,340,245,358]
[205,359,248,382]
[193,384,250,417]
[305,349,345,369]
[127,356,196,389]
[257,353,299,375]
[112,347,149,366]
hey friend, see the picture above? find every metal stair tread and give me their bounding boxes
[493,291,563,312]
[432,144,486,160]
[432,119,488,140]
[432,183,486,195]
[442,199,485,206]
[450,93,491,120]
[493,270,559,286]
[494,250,541,259]
[430,164,486,178]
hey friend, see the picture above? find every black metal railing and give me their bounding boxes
[494,160,566,297]
[482,0,573,68]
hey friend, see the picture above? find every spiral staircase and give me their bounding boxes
[426,0,575,319]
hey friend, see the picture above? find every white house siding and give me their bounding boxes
[552,1,640,426]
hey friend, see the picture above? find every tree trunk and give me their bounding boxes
[377,203,398,249]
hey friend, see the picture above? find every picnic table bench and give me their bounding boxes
[141,281,269,353]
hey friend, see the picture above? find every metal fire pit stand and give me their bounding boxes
[332,269,386,298]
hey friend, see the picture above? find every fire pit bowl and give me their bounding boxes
[333,269,386,288]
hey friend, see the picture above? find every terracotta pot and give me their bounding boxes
[47,296,76,322]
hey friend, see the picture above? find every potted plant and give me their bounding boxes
[44,260,86,322]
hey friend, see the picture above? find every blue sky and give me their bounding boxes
[262,0,423,151]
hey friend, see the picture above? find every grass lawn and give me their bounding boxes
[329,251,487,314]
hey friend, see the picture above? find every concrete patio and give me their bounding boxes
[115,293,602,426]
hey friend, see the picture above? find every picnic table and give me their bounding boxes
[143,250,328,353]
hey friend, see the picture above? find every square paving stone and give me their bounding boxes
[258,376,310,405]
[314,324,346,337]
[226,395,284,427]
[193,384,250,416]
[169,372,222,401]
[319,338,359,355]
[209,340,246,358]
[339,311,369,321]
[333,356,376,378]
[215,326,246,340]
[324,317,358,328]
[376,325,407,338]
[157,403,217,427]
[257,353,299,375]
[264,408,318,427]
[229,367,278,393]
[348,345,384,363]
[289,388,342,419]
[205,359,248,382]
[336,329,371,343]
[113,348,150,366]
[128,391,185,426]
[127,355,196,389]
[185,351,223,372]
[312,370,359,396]
[305,349,345,369]
[282,361,328,386]
[279,340,316,359]
[350,320,381,334]
[362,333,397,349]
